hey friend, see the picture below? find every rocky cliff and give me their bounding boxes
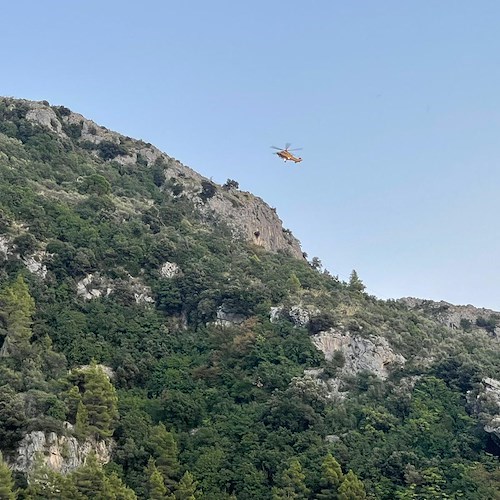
[16,98,303,259]
[400,297,500,335]
[468,377,500,447]
[11,426,112,475]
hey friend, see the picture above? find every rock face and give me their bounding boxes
[18,98,304,259]
[160,261,181,279]
[270,304,320,328]
[76,273,154,304]
[12,428,112,475]
[0,235,9,258]
[26,106,63,135]
[400,297,500,336]
[0,234,48,278]
[312,329,405,380]
[301,329,406,400]
[468,377,500,446]
[22,251,48,279]
[198,190,303,258]
[214,306,247,327]
[76,273,113,300]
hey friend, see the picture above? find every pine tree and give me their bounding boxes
[338,470,366,500]
[150,423,180,490]
[104,472,138,499]
[66,385,82,423]
[145,458,169,499]
[272,459,309,500]
[175,471,199,500]
[348,270,365,293]
[71,452,107,499]
[81,362,118,439]
[0,275,35,361]
[286,273,302,293]
[71,452,136,499]
[0,451,16,500]
[317,453,343,499]
[75,399,89,439]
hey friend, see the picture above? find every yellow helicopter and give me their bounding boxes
[271,144,303,163]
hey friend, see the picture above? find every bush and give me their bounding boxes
[13,233,38,256]
[63,122,83,139]
[200,180,217,202]
[476,315,499,334]
[308,312,337,335]
[222,179,239,190]
[79,174,111,196]
[97,141,128,160]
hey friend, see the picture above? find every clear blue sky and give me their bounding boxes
[2,1,500,309]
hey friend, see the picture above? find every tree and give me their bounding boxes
[80,174,112,195]
[0,451,16,500]
[0,275,35,360]
[80,362,118,439]
[72,452,107,499]
[149,423,180,491]
[317,453,343,499]
[348,270,365,293]
[75,399,89,439]
[310,257,322,271]
[0,385,27,449]
[97,141,128,161]
[272,459,309,500]
[175,471,200,500]
[104,473,138,499]
[222,179,239,190]
[338,470,366,500]
[72,452,136,499]
[286,273,302,294]
[146,459,169,499]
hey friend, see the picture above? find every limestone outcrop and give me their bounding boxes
[76,273,154,304]
[12,427,112,475]
[312,328,406,380]
[270,304,321,328]
[400,297,500,335]
[468,377,500,446]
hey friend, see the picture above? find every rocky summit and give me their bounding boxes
[0,97,499,499]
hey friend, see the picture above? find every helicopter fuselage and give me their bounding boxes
[276,150,302,163]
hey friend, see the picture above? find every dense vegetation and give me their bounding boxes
[0,98,499,499]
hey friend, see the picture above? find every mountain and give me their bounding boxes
[0,97,499,499]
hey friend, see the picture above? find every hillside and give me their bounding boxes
[0,97,499,499]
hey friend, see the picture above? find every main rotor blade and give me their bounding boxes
[271,146,284,150]
[288,148,303,152]
[285,142,291,150]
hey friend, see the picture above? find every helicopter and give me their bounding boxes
[271,144,303,163]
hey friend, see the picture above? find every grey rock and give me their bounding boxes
[400,297,500,334]
[22,251,48,278]
[26,106,63,135]
[215,306,246,327]
[160,261,181,278]
[12,427,112,475]
[0,235,10,259]
[312,329,405,380]
[76,273,154,304]
[302,368,348,400]
[76,273,113,300]
[468,377,500,444]
[270,304,320,327]
[77,364,115,380]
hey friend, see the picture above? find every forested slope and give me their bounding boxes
[0,97,499,499]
